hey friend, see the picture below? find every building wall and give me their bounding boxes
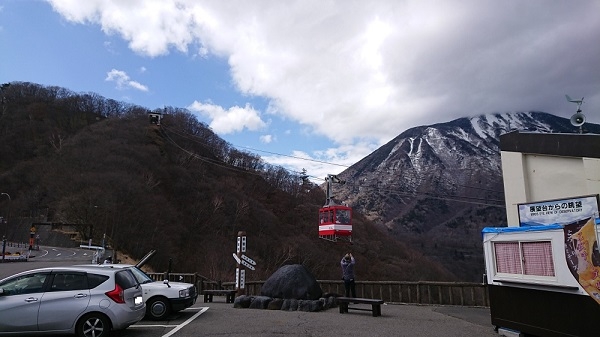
[500,132,600,227]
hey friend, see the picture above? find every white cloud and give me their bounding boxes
[105,69,148,92]
[187,101,266,134]
[259,134,274,144]
[48,0,600,171]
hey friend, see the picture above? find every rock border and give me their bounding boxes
[233,293,340,312]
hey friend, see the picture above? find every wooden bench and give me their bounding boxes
[337,297,384,317]
[202,289,236,303]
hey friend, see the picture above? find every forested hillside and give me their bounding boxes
[0,82,456,282]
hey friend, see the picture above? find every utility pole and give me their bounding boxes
[1,193,11,262]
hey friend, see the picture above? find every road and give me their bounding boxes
[0,245,97,278]
[0,246,499,337]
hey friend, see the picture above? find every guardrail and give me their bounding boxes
[241,280,488,307]
[146,272,489,307]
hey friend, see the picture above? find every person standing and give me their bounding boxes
[341,253,356,298]
[29,225,36,250]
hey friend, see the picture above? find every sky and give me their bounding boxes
[1,0,599,182]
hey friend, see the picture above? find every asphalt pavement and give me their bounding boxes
[178,301,498,337]
[0,246,499,337]
[0,245,96,279]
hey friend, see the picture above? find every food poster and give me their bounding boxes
[564,217,600,304]
[520,195,600,303]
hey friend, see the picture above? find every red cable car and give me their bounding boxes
[318,174,352,243]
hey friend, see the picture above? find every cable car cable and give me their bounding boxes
[159,122,506,207]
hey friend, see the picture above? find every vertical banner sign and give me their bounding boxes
[239,269,245,291]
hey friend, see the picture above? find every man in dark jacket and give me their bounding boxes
[341,253,356,297]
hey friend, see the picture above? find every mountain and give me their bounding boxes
[0,82,455,283]
[5,82,595,282]
[333,112,600,281]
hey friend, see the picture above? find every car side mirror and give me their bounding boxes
[163,279,171,288]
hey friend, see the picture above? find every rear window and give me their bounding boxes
[87,273,109,289]
[115,270,138,289]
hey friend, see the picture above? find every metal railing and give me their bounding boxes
[146,272,489,307]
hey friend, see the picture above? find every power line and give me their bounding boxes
[159,122,505,206]
[233,144,350,168]
[159,127,264,177]
[350,183,505,207]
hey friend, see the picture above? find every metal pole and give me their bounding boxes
[1,235,6,262]
[1,193,10,256]
[236,231,246,296]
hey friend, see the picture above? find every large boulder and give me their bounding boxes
[260,264,323,300]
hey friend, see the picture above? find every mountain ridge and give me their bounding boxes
[3,81,598,282]
[0,81,456,282]
[333,111,600,280]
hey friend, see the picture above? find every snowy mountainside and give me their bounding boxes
[331,111,600,281]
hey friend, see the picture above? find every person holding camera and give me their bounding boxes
[341,253,356,298]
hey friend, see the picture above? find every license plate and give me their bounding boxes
[135,296,143,305]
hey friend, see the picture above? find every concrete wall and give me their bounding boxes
[500,132,600,227]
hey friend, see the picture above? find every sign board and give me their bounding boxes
[241,260,255,270]
[241,254,256,265]
[239,269,245,289]
[241,236,247,252]
[232,253,241,264]
[518,194,599,226]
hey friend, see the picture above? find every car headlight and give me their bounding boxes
[179,288,190,298]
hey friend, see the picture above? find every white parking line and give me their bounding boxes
[38,249,49,257]
[162,307,209,337]
[129,306,209,337]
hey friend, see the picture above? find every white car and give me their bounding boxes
[81,264,197,320]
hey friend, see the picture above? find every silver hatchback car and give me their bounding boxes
[0,265,145,337]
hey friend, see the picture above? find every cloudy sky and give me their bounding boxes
[2,0,599,181]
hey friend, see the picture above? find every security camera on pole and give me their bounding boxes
[233,231,257,296]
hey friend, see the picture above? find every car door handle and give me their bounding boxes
[25,297,39,302]
[74,293,88,298]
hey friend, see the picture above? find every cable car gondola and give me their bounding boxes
[148,112,162,125]
[318,174,352,243]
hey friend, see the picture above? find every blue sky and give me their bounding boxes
[2,0,599,182]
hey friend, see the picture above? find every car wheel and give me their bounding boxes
[147,296,171,320]
[76,313,110,337]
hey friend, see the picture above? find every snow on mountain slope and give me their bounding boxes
[329,111,600,281]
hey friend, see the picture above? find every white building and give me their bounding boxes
[483,131,600,337]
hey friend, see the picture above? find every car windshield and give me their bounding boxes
[128,267,154,284]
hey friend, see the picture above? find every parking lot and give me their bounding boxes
[113,306,209,337]
[111,300,498,337]
[1,247,499,337]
